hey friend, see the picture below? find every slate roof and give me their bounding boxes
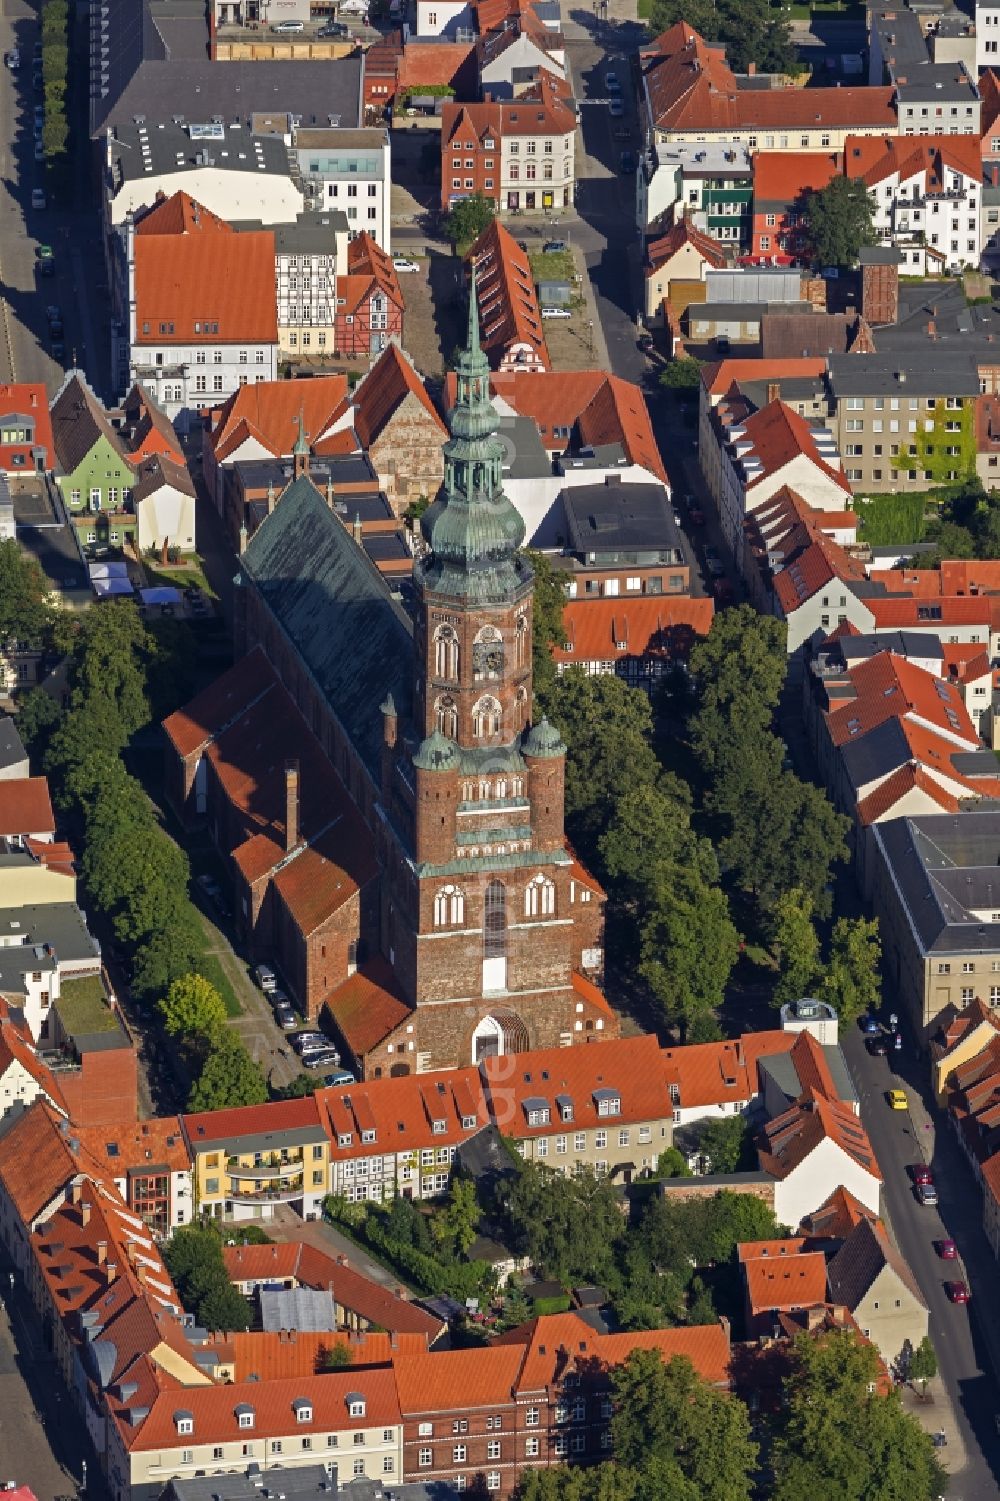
[872,812,1000,955]
[50,371,126,476]
[826,1218,926,1312]
[239,475,413,777]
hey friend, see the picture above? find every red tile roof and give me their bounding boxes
[441,76,574,145]
[855,762,961,826]
[0,1014,68,1113]
[344,231,404,312]
[0,383,54,471]
[467,219,550,372]
[753,150,842,205]
[397,39,476,92]
[866,595,994,630]
[135,191,232,237]
[208,376,350,464]
[844,133,983,191]
[0,776,55,838]
[75,1117,191,1177]
[647,218,727,274]
[744,1249,829,1316]
[207,1328,429,1380]
[554,596,714,668]
[323,959,413,1058]
[702,358,827,398]
[0,1102,110,1224]
[799,1185,879,1240]
[738,400,851,494]
[347,343,446,451]
[481,1033,670,1137]
[183,1095,325,1148]
[662,1029,797,1110]
[982,1148,1000,1207]
[760,1094,882,1182]
[134,227,277,346]
[826,652,977,749]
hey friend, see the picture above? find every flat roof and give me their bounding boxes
[109,117,294,186]
[563,480,683,556]
[827,351,981,398]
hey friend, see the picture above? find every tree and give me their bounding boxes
[772,888,822,1009]
[517,1466,646,1501]
[526,549,567,714]
[41,113,69,158]
[322,1342,354,1370]
[500,1162,625,1284]
[611,1350,757,1501]
[908,1335,937,1396]
[159,973,228,1044]
[656,1147,693,1179]
[697,1115,752,1174]
[188,1033,268,1112]
[198,1282,252,1332]
[689,607,788,772]
[14,688,61,763]
[803,177,877,269]
[432,1178,481,1257]
[640,867,741,1036]
[163,1223,251,1332]
[0,537,56,648]
[771,1328,947,1501]
[130,912,204,1004]
[68,599,151,741]
[444,192,495,247]
[819,916,881,1026]
[647,0,797,75]
[659,357,703,391]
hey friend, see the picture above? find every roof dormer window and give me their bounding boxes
[338,1133,353,1148]
[556,1095,573,1123]
[431,1118,447,1136]
[462,1114,478,1130]
[293,1398,313,1423]
[594,1089,621,1118]
[347,1395,366,1418]
[236,1405,254,1430]
[175,1412,194,1436]
[361,1129,376,1145]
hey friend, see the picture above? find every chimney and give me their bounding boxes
[106,1261,118,1285]
[267,480,276,515]
[353,512,363,544]
[29,391,36,408]
[80,1201,92,1227]
[747,61,755,76]
[285,760,300,853]
[927,319,937,340]
[327,474,335,510]
[766,382,780,404]
[96,1240,108,1266]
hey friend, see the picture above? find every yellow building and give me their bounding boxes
[183,1096,331,1222]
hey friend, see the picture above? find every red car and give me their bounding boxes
[937,1239,958,1260]
[945,1280,970,1304]
[713,578,734,604]
[911,1163,934,1186]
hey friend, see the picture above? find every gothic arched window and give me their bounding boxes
[472,694,502,738]
[484,880,507,957]
[515,685,528,731]
[525,873,556,918]
[434,884,465,927]
[435,694,458,738]
[473,625,504,681]
[434,624,459,680]
[515,612,528,667]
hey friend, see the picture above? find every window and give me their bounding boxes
[555,1135,567,1154]
[419,1449,432,1467]
[434,885,465,927]
[473,694,502,737]
[937,963,951,975]
[383,1458,394,1474]
[487,1475,501,1492]
[177,1418,193,1436]
[525,873,555,917]
[487,1440,501,1460]
[574,1132,586,1151]
[618,1128,630,1147]
[595,1130,607,1149]
[961,987,975,1002]
[963,962,975,973]
[525,1437,540,1457]
[453,1446,467,1463]
[352,1461,365,1479]
[526,1408,539,1427]
[213,1448,224,1461]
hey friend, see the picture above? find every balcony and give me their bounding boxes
[227,1178,305,1204]
[226,1155,304,1180]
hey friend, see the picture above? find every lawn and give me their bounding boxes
[637,0,652,17]
[529,249,577,285]
[854,492,927,547]
[191,913,242,1017]
[57,974,121,1034]
[144,556,216,599]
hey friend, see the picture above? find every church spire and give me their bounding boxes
[415,275,530,605]
[292,408,310,479]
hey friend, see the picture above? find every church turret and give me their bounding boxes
[522,717,567,852]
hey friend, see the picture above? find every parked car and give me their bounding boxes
[273,1002,297,1031]
[609,97,624,117]
[541,306,572,319]
[945,1280,969,1303]
[937,1239,958,1259]
[269,987,290,1009]
[619,150,635,173]
[543,240,567,254]
[34,104,44,128]
[271,18,304,31]
[392,257,419,273]
[31,188,46,210]
[292,1031,330,1054]
[605,71,621,92]
[915,1182,939,1206]
[5,48,19,69]
[910,1163,933,1185]
[866,1036,887,1057]
[637,333,654,353]
[303,1048,341,1069]
[319,20,350,33]
[860,1014,881,1035]
[254,963,276,992]
[323,1069,355,1087]
[704,547,725,578]
[886,1088,908,1110]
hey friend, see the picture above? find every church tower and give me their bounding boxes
[378,274,612,1070]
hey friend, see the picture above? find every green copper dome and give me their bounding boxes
[417,265,531,605]
[413,726,461,772]
[522,717,566,759]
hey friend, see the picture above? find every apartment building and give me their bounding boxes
[439,74,576,214]
[844,133,983,272]
[750,151,841,262]
[183,1097,332,1221]
[636,140,752,245]
[825,352,981,492]
[291,129,392,250]
[274,213,349,358]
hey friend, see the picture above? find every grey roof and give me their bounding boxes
[232,453,379,494]
[272,211,350,253]
[827,1218,926,1310]
[497,416,551,480]
[94,25,363,136]
[827,351,982,398]
[0,904,100,987]
[260,1287,337,1333]
[893,61,978,102]
[0,716,27,774]
[871,7,929,72]
[131,453,195,502]
[858,245,905,266]
[758,1043,858,1109]
[162,1464,457,1501]
[839,716,914,794]
[839,630,944,663]
[562,480,683,559]
[108,117,295,187]
[691,301,766,321]
[872,811,1000,954]
[240,473,413,777]
[454,1123,519,1187]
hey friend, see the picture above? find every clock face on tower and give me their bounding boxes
[473,629,504,679]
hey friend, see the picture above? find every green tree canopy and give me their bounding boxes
[526,548,567,714]
[696,1115,753,1175]
[771,1328,947,1501]
[444,192,495,246]
[0,537,57,648]
[14,688,62,764]
[500,1161,625,1284]
[639,864,741,1037]
[772,887,822,1009]
[819,916,881,1025]
[187,1032,268,1112]
[908,1335,937,1394]
[659,356,703,391]
[612,1350,757,1501]
[431,1178,481,1257]
[803,177,877,269]
[163,1224,251,1332]
[648,0,797,74]
[159,973,228,1044]
[689,607,788,771]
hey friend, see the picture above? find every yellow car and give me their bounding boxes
[887,1089,908,1111]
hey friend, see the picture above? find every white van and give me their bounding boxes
[272,18,305,31]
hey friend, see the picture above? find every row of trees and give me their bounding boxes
[516,1332,946,1501]
[161,973,267,1111]
[41,0,69,161]
[162,1223,255,1332]
[648,0,798,76]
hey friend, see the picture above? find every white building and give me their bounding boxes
[845,133,983,272]
[636,139,752,240]
[977,0,1000,72]
[291,128,391,250]
[274,211,349,356]
[762,1095,883,1226]
[414,0,474,37]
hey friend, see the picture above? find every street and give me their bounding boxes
[0,0,110,395]
[844,1022,1000,1498]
